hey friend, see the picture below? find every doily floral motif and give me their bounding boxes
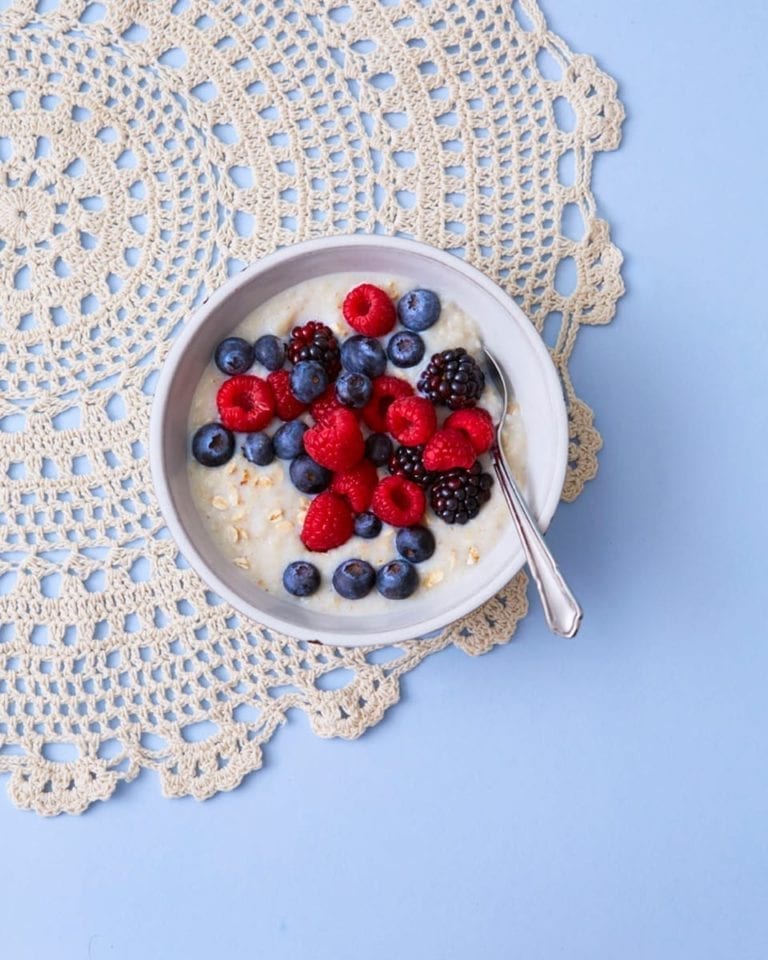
[0,0,623,815]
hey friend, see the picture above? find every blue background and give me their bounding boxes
[2,2,767,957]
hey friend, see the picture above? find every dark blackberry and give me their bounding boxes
[388,445,435,488]
[417,348,485,410]
[287,321,341,378]
[430,461,493,524]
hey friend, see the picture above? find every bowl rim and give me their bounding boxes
[149,234,569,645]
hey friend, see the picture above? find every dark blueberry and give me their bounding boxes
[395,525,435,563]
[214,336,255,375]
[354,512,382,539]
[336,371,372,409]
[365,432,393,467]
[289,454,332,494]
[191,422,235,467]
[241,431,274,466]
[386,330,425,368]
[340,335,387,378]
[332,558,376,600]
[283,561,321,597]
[290,360,328,403]
[273,420,307,459]
[376,559,419,599]
[253,334,285,371]
[397,288,441,332]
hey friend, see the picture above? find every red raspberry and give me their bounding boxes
[371,475,426,527]
[310,384,347,425]
[385,396,437,446]
[330,460,379,513]
[423,427,475,471]
[216,374,275,432]
[267,369,307,422]
[304,408,365,471]
[342,283,396,337]
[445,408,495,454]
[300,491,354,552]
[362,375,414,432]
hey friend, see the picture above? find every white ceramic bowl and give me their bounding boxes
[150,235,568,646]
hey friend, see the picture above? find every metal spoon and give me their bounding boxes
[483,348,582,638]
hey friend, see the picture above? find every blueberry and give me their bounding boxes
[242,432,274,466]
[289,454,332,494]
[253,334,285,371]
[341,335,387,378]
[283,561,321,597]
[395,525,435,563]
[214,336,255,375]
[336,371,372,409]
[191,422,235,467]
[290,360,328,403]
[365,432,393,467]
[332,559,376,600]
[376,559,419,599]
[354,512,382,539]
[387,330,425,368]
[397,288,441,332]
[273,420,307,459]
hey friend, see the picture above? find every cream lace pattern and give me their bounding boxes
[0,0,623,814]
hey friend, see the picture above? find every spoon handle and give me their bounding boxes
[490,444,582,638]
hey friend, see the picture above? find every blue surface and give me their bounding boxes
[2,3,768,958]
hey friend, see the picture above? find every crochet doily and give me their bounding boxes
[0,0,623,814]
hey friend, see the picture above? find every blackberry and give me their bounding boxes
[388,444,435,488]
[287,321,341,378]
[430,461,493,524]
[417,348,485,410]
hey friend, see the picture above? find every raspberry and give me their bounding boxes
[300,492,354,552]
[216,375,275,432]
[418,348,485,409]
[444,407,495,454]
[342,283,397,337]
[287,321,341,378]
[330,459,379,513]
[267,369,307,422]
[304,408,365,471]
[430,462,493,524]
[371,475,426,527]
[362,375,414,432]
[385,396,437,446]
[388,444,435,487]
[423,428,476,471]
[309,384,346,425]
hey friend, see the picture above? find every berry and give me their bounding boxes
[283,561,321,597]
[336,371,372,409]
[445,407,495,455]
[365,432,393,467]
[290,360,328,404]
[332,559,376,600]
[397,288,441,332]
[377,559,418,599]
[216,374,275,432]
[362,375,414,432]
[304,408,364,471]
[273,420,307,460]
[430,461,494,524]
[300,491,354,552]
[396,525,436,563]
[386,330,425,368]
[267,369,307,421]
[423,427,475,471]
[253,334,285,372]
[388,444,435,487]
[418,348,485,409]
[330,460,378,513]
[310,384,346,425]
[191,422,235,467]
[343,283,396,337]
[287,321,341,378]
[242,431,275,466]
[214,336,255,375]
[385,396,437,446]
[340,335,387,378]
[371,475,426,527]
[354,511,382,539]
[289,454,332,494]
